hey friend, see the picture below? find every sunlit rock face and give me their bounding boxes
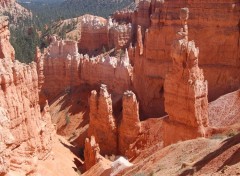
[130,0,240,117]
[0,0,31,22]
[37,38,133,107]
[88,85,118,155]
[84,136,103,170]
[0,57,54,176]
[36,39,82,106]
[163,8,209,146]
[0,16,15,61]
[119,91,141,155]
[0,17,54,175]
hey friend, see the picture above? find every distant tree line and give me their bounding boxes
[7,0,133,63]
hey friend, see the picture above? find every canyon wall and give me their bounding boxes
[39,0,240,118]
[0,17,54,175]
[0,16,14,61]
[78,14,133,55]
[78,15,108,55]
[37,38,133,105]
[36,39,81,105]
[126,0,240,117]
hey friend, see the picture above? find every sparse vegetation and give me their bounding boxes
[227,130,238,137]
[65,114,71,125]
[6,0,133,63]
[210,134,226,140]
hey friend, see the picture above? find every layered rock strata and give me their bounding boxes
[0,58,55,175]
[38,38,133,106]
[129,0,240,117]
[163,8,209,146]
[0,17,54,175]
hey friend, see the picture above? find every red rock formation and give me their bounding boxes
[78,15,108,55]
[38,38,133,105]
[108,19,133,50]
[135,0,151,33]
[0,0,31,22]
[163,8,209,146]
[119,91,141,155]
[88,84,118,155]
[37,39,81,106]
[0,57,55,175]
[129,0,240,117]
[78,14,133,55]
[84,136,102,170]
[79,52,133,94]
[137,25,143,55]
[113,10,133,24]
[0,16,15,61]
[0,17,54,175]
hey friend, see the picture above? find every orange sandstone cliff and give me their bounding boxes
[13,0,238,175]
[129,0,240,117]
[163,7,209,146]
[0,16,14,61]
[0,16,54,176]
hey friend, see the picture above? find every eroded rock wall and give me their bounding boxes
[38,38,133,105]
[79,52,132,94]
[0,16,14,61]
[0,17,54,175]
[0,58,54,175]
[36,39,81,105]
[130,0,240,117]
[78,14,133,55]
[163,8,209,146]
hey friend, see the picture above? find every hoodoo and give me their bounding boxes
[0,0,240,175]
[163,8,209,146]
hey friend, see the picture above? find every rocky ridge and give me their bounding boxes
[0,0,31,22]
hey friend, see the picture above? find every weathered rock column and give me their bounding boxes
[119,91,141,155]
[164,8,209,145]
[88,84,117,155]
[84,136,102,170]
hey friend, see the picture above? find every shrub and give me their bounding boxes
[65,114,70,125]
